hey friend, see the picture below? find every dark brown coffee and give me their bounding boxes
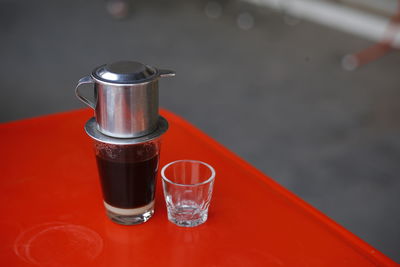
[95,143,159,209]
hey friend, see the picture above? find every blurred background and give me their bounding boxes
[0,0,399,261]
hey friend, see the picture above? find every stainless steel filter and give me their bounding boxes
[75,61,174,138]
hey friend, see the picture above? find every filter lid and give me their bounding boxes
[92,61,158,84]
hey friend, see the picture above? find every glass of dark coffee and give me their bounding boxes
[93,138,160,225]
[77,61,173,225]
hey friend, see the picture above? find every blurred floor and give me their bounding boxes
[0,0,399,261]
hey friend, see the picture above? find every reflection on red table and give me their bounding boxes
[0,109,396,266]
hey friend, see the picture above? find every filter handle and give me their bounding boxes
[75,76,96,109]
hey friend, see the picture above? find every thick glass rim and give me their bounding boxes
[161,160,216,187]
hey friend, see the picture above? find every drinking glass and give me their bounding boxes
[161,160,216,227]
[93,138,160,225]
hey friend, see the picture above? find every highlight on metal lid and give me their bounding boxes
[92,61,175,84]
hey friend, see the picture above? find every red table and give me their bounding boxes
[0,109,396,266]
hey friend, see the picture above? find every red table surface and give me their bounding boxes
[0,109,396,267]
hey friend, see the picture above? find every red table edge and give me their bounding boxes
[1,108,397,266]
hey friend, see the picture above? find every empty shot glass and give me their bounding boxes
[161,160,216,227]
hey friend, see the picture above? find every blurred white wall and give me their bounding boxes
[244,0,400,47]
[339,0,397,16]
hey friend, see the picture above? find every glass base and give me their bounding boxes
[167,210,208,227]
[104,201,154,225]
